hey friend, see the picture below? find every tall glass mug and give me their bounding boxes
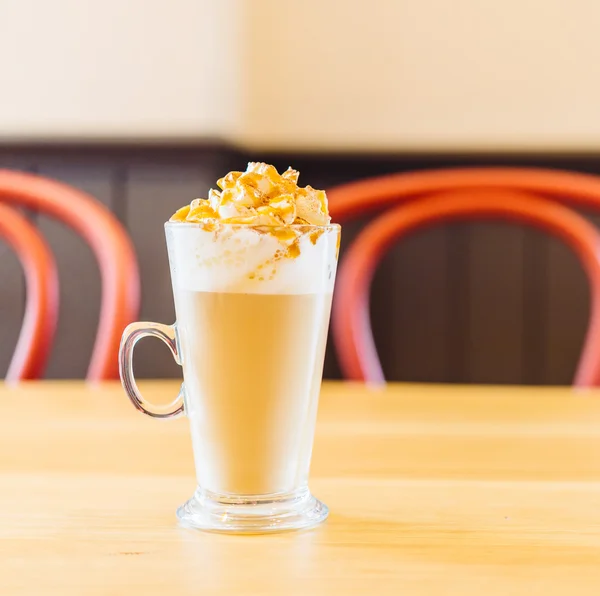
[119,222,340,533]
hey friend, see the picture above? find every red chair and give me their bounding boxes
[0,170,140,382]
[332,190,600,388]
[327,167,600,222]
[0,203,59,382]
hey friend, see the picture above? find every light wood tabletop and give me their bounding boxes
[1,381,600,594]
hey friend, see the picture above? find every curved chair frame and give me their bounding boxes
[0,170,140,381]
[333,190,600,387]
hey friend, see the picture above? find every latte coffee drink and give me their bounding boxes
[120,162,340,532]
[175,290,332,495]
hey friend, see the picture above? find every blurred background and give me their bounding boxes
[1,0,599,384]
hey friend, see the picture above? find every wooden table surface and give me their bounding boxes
[1,381,600,594]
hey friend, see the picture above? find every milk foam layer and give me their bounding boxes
[165,224,339,295]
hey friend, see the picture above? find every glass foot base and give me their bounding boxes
[176,486,328,534]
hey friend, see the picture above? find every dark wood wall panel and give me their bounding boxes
[465,224,526,384]
[1,147,599,384]
[444,225,471,383]
[521,231,548,384]
[374,228,451,382]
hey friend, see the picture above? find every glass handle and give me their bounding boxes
[119,322,185,419]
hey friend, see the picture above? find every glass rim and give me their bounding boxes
[164,221,340,231]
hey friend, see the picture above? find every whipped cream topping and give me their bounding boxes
[170,162,331,227]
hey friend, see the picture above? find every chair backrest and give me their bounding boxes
[332,190,600,387]
[327,167,600,222]
[0,170,140,381]
[0,203,58,382]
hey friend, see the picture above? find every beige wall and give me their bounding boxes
[242,0,600,151]
[0,0,242,140]
[2,0,600,151]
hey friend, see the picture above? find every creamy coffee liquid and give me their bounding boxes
[166,223,338,496]
[175,291,332,494]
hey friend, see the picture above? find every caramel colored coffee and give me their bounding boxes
[175,290,332,495]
